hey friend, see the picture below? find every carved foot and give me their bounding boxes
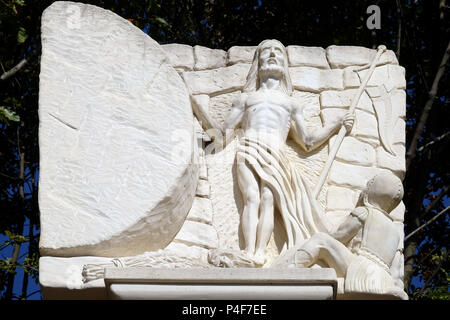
[252,251,267,267]
[82,259,123,283]
[82,264,108,283]
[208,249,259,268]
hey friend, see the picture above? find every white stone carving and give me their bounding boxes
[38,2,196,257]
[38,2,407,300]
[272,173,408,300]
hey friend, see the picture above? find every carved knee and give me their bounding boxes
[260,187,274,206]
[311,232,333,247]
[244,188,260,207]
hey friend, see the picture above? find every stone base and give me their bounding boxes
[104,268,338,300]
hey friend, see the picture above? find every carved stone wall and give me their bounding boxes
[163,44,406,284]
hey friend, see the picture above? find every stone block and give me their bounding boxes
[392,118,406,145]
[161,43,194,71]
[320,90,373,114]
[227,46,256,65]
[186,196,213,225]
[388,65,406,90]
[320,108,379,142]
[353,109,379,140]
[357,65,389,87]
[182,63,251,95]
[326,186,358,211]
[376,144,406,178]
[343,67,361,88]
[391,90,406,119]
[290,67,343,92]
[194,45,227,70]
[196,178,211,198]
[174,220,218,249]
[326,46,398,68]
[328,161,390,190]
[329,136,376,166]
[287,46,330,69]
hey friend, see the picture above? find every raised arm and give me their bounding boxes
[290,104,353,152]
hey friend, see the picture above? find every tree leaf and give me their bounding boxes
[0,106,20,123]
[17,27,27,44]
[155,17,168,26]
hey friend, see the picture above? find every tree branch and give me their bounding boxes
[406,40,450,170]
[0,50,37,81]
[417,131,450,153]
[416,249,448,298]
[405,206,449,241]
[423,185,450,216]
[395,0,402,59]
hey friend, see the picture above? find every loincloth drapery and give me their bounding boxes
[236,136,331,251]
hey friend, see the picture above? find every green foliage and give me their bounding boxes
[16,26,27,44]
[0,106,20,124]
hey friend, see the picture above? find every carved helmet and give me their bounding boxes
[363,172,404,214]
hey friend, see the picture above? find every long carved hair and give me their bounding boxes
[243,39,293,96]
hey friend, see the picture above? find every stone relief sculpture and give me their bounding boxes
[204,39,354,266]
[272,172,407,299]
[38,2,408,299]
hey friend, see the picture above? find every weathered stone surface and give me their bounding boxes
[376,144,406,178]
[320,90,373,114]
[357,65,389,87]
[343,66,361,88]
[227,46,256,65]
[390,90,406,119]
[39,2,197,257]
[182,63,251,95]
[209,91,241,126]
[194,45,227,70]
[287,46,330,69]
[198,157,209,180]
[353,109,380,139]
[328,161,391,189]
[388,65,406,90]
[161,43,194,71]
[392,118,406,145]
[196,179,211,198]
[321,108,378,140]
[290,67,343,92]
[326,46,398,68]
[326,186,358,211]
[186,196,213,225]
[329,136,376,167]
[173,220,218,249]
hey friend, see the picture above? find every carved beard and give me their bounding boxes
[259,63,285,79]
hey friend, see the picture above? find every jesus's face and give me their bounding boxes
[258,41,286,77]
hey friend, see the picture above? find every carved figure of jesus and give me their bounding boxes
[198,39,354,265]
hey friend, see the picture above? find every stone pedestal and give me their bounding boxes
[104,268,338,300]
[40,264,337,300]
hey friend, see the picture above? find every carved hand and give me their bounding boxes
[342,112,355,134]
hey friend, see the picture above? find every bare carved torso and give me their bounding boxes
[241,90,294,150]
